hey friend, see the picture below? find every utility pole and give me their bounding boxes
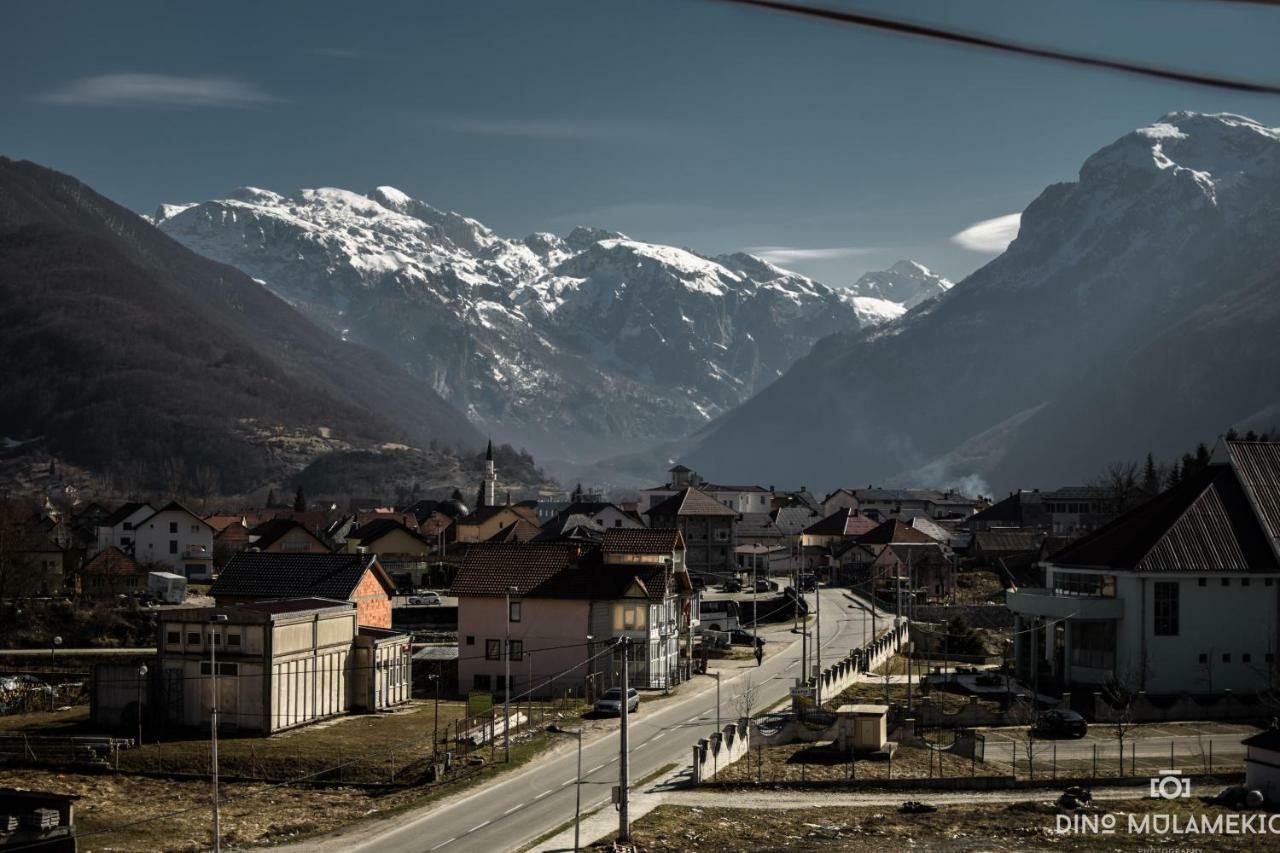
[618,637,630,842]
[751,548,759,653]
[815,581,822,705]
[505,585,518,763]
[209,614,227,853]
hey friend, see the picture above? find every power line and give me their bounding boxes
[715,0,1280,94]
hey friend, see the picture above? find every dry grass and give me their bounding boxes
[614,798,1280,851]
[826,677,1001,716]
[715,741,1005,785]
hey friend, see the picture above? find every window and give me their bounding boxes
[1153,582,1179,636]
[473,674,491,690]
[509,639,523,661]
[1198,578,1207,587]
[714,529,729,542]
[509,600,522,623]
[486,639,501,660]
[465,635,475,646]
[613,603,647,631]
[1244,653,1252,663]
[169,522,178,534]
[1222,578,1230,587]
[1223,653,1232,663]
[187,632,200,645]
[209,632,221,645]
[227,634,241,647]
[123,522,134,531]
[166,631,180,645]
[1243,578,1252,587]
[191,524,199,534]
[169,540,178,554]
[1198,653,1208,664]
[1269,579,1276,587]
[1053,572,1116,597]
[199,662,238,675]
[1069,621,1115,669]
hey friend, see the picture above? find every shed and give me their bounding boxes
[1243,728,1280,801]
[835,703,890,754]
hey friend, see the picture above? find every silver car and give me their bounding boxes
[593,687,639,715]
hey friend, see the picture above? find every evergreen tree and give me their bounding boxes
[1167,460,1182,488]
[1141,452,1160,496]
[1194,442,1211,470]
[1246,429,1259,442]
[266,488,277,508]
[293,486,306,512]
[1226,427,1240,441]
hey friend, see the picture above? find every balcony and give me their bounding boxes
[1005,588,1122,620]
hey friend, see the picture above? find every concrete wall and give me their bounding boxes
[457,596,591,697]
[691,718,751,783]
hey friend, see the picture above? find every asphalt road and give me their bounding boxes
[330,588,876,853]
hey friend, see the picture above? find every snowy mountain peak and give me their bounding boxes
[564,225,627,252]
[849,259,953,310]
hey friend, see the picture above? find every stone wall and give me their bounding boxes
[691,717,751,783]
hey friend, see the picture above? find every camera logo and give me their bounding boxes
[1150,770,1191,800]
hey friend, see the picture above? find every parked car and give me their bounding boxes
[692,576,707,592]
[721,579,743,593]
[593,687,640,715]
[407,592,441,606]
[727,628,766,647]
[798,573,817,592]
[753,578,778,593]
[1032,709,1088,739]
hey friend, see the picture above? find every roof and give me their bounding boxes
[348,517,430,548]
[773,506,821,535]
[82,546,140,575]
[644,488,738,518]
[1242,729,1280,751]
[736,512,784,541]
[1223,440,1280,553]
[906,515,952,544]
[451,544,678,602]
[968,491,1043,526]
[213,552,395,601]
[237,597,354,615]
[412,645,460,662]
[804,507,878,538]
[1050,463,1280,573]
[1040,486,1113,502]
[101,501,153,528]
[249,518,324,550]
[600,528,683,555]
[487,519,541,543]
[857,518,939,546]
[458,504,540,527]
[203,514,246,533]
[134,501,213,531]
[972,531,1043,554]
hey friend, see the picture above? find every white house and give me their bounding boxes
[95,502,155,554]
[1243,729,1280,802]
[131,501,215,579]
[1007,440,1280,695]
[640,465,772,514]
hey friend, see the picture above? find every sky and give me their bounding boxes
[3,0,1280,284]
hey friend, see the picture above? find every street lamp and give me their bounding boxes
[136,664,148,748]
[209,614,228,853]
[546,725,584,851]
[504,585,519,763]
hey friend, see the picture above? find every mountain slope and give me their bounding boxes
[686,112,1280,493]
[848,260,952,309]
[0,157,483,493]
[152,187,903,464]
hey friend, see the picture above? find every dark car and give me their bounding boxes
[722,579,743,593]
[727,629,766,647]
[1032,709,1088,739]
[798,573,817,592]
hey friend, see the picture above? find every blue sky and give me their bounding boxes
[3,0,1279,283]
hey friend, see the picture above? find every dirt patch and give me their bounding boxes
[716,741,1006,784]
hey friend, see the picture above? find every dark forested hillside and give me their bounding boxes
[0,157,483,493]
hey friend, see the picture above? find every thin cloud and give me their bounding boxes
[38,73,279,108]
[428,115,686,145]
[951,212,1022,253]
[745,245,879,264]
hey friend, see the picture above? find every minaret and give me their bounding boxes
[482,439,497,508]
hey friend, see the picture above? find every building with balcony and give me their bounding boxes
[129,502,214,579]
[1007,441,1280,695]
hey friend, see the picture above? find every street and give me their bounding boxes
[290,587,877,853]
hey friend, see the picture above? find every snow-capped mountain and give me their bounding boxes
[687,112,1280,493]
[152,187,902,463]
[849,260,952,310]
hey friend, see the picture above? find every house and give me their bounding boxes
[453,537,695,696]
[80,546,145,598]
[247,518,331,554]
[967,491,1047,533]
[206,514,251,555]
[345,518,432,557]
[1039,486,1120,534]
[1006,440,1280,695]
[145,599,410,734]
[130,502,215,579]
[541,502,643,536]
[453,504,541,544]
[0,520,67,596]
[800,507,879,550]
[821,488,979,521]
[644,487,738,584]
[212,552,397,628]
[95,502,154,553]
[1243,729,1280,802]
[639,465,772,514]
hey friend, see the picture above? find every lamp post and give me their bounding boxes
[504,585,518,763]
[136,664,148,748]
[547,725,584,851]
[209,614,228,853]
[49,636,62,711]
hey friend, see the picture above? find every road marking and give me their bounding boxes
[535,790,552,800]
[635,741,649,750]
[468,820,491,833]
[430,838,456,850]
[560,778,574,787]
[504,803,524,815]
[589,763,605,773]
[653,731,666,740]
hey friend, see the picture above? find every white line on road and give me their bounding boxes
[535,790,551,800]
[504,804,524,815]
[589,763,605,773]
[560,778,574,787]
[429,838,456,850]
[468,820,491,833]
[653,731,666,740]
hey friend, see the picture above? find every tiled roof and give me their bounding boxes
[203,514,245,533]
[213,552,393,600]
[487,519,541,544]
[100,502,152,528]
[82,546,140,575]
[1050,463,1279,573]
[857,518,939,546]
[969,491,1042,525]
[1040,486,1112,501]
[906,516,952,544]
[349,517,430,548]
[249,518,322,550]
[600,528,682,555]
[735,512,783,541]
[451,544,676,602]
[804,507,878,537]
[972,531,1043,554]
[773,506,821,535]
[645,488,738,518]
[459,504,540,526]
[237,597,354,615]
[134,501,212,530]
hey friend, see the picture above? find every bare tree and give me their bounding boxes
[1005,696,1051,779]
[1092,461,1143,515]
[735,674,759,720]
[1102,659,1146,777]
[191,465,221,507]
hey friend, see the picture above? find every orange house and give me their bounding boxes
[211,552,396,628]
